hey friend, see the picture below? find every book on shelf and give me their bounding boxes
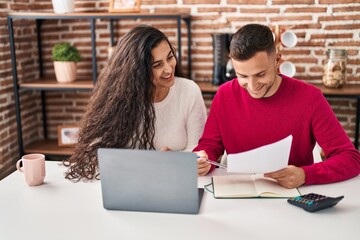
[211,174,300,198]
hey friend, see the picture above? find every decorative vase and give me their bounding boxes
[51,0,75,14]
[54,61,77,83]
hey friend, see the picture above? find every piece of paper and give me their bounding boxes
[227,135,293,174]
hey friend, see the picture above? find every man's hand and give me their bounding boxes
[195,150,211,176]
[264,165,305,188]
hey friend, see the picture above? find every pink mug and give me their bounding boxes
[16,153,46,186]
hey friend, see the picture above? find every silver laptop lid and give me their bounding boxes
[97,148,202,214]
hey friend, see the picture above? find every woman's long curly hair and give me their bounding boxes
[63,25,182,181]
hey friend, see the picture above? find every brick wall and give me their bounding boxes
[0,0,359,179]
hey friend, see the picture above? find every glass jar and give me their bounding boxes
[322,49,347,88]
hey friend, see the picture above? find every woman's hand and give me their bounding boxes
[160,146,172,152]
[264,165,305,188]
[195,150,211,176]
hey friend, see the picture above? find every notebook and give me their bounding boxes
[97,148,203,214]
[210,174,300,199]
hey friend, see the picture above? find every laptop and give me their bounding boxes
[97,148,204,214]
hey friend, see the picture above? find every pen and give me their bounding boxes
[196,156,227,169]
[205,159,227,169]
[206,158,227,169]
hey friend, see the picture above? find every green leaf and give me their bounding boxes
[52,42,81,62]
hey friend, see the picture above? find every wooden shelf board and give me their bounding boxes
[312,83,360,96]
[8,12,190,19]
[19,78,94,90]
[25,139,74,155]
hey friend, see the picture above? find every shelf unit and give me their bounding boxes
[8,12,192,157]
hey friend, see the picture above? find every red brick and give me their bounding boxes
[325,24,360,30]
[192,57,213,63]
[240,8,280,14]
[297,41,325,47]
[329,41,360,47]
[227,16,267,22]
[320,0,356,3]
[309,67,324,73]
[183,0,220,3]
[346,50,359,56]
[311,33,353,39]
[191,15,221,21]
[285,7,327,13]
[198,7,237,13]
[319,15,360,22]
[74,2,96,8]
[29,3,52,10]
[191,65,213,71]
[0,3,9,9]
[273,0,314,4]
[228,0,266,4]
[281,49,311,55]
[191,32,213,38]
[142,0,177,3]
[192,49,213,55]
[193,22,231,30]
[270,15,312,22]
[9,3,29,11]
[333,6,360,13]
[0,15,8,22]
[154,8,191,14]
[194,73,213,79]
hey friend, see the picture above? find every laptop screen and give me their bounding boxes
[97,148,203,214]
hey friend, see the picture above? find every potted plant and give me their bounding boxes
[52,42,81,83]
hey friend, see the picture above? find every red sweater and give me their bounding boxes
[194,75,360,184]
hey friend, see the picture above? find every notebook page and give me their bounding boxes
[212,175,257,198]
[252,174,300,198]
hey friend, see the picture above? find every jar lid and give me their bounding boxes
[326,49,347,57]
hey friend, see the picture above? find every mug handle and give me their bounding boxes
[16,159,24,173]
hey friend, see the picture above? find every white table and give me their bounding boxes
[1,161,359,240]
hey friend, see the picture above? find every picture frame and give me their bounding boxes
[109,0,141,13]
[57,124,80,147]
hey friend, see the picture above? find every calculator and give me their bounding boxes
[287,193,344,212]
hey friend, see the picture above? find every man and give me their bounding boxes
[195,24,360,188]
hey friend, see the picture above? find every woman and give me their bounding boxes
[64,25,207,181]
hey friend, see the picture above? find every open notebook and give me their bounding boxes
[211,174,300,198]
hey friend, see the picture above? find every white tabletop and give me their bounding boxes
[1,161,359,240]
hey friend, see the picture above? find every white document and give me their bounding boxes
[227,135,293,174]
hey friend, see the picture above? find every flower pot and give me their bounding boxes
[54,61,77,83]
[51,0,75,14]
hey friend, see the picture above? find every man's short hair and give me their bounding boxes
[230,24,275,61]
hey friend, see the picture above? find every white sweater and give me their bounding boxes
[153,77,207,152]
